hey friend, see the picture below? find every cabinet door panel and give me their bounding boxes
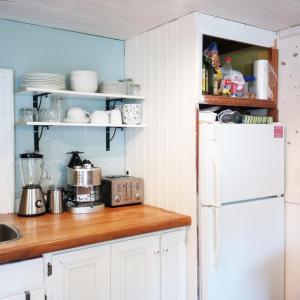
[51,244,110,300]
[111,235,160,300]
[0,289,44,300]
[161,229,186,300]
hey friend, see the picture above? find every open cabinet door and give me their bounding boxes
[0,69,14,213]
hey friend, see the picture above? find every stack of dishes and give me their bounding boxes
[21,73,66,90]
[100,81,128,95]
[71,70,98,93]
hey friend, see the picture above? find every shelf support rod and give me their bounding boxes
[33,94,40,153]
[106,99,110,151]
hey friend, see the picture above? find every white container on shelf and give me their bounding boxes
[254,60,269,100]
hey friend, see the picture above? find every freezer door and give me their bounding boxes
[199,197,284,300]
[199,123,284,206]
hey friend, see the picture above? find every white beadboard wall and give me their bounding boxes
[125,12,200,300]
[0,69,14,213]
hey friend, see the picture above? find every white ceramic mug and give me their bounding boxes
[90,110,110,124]
[110,109,122,125]
[122,104,142,125]
[66,107,90,121]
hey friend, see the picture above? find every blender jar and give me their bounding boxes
[19,153,49,186]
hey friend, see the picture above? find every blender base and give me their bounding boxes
[66,202,105,214]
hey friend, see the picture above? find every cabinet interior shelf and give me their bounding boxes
[16,121,146,128]
[200,95,276,109]
[17,87,146,100]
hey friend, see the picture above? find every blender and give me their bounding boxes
[18,153,48,216]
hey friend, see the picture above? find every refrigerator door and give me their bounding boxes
[199,197,284,300]
[199,123,284,206]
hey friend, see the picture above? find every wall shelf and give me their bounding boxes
[16,121,146,128]
[200,95,276,109]
[17,87,146,100]
[16,88,146,152]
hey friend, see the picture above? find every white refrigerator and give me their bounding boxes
[198,123,285,300]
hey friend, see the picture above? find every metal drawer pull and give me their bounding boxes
[154,249,160,255]
[163,247,169,253]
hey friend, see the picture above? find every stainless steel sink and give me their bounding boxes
[0,224,21,244]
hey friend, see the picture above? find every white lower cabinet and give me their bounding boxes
[0,289,44,300]
[160,230,186,300]
[0,258,44,300]
[12,227,186,300]
[45,244,111,300]
[111,235,161,300]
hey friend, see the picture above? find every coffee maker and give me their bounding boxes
[65,152,104,213]
[18,153,48,216]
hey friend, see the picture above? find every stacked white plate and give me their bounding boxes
[100,81,128,95]
[21,73,66,90]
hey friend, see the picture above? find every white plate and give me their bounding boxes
[22,73,65,77]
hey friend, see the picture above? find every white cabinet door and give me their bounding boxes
[161,229,186,300]
[0,288,44,300]
[50,244,110,300]
[111,235,160,300]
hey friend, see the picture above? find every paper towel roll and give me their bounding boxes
[254,60,269,100]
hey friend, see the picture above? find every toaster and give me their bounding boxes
[101,176,144,206]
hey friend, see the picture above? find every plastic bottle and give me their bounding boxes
[222,57,233,77]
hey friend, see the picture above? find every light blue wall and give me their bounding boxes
[0,20,125,203]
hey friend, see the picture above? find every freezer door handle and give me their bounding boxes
[213,207,221,272]
[212,142,221,208]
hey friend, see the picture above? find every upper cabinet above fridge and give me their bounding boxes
[196,13,278,120]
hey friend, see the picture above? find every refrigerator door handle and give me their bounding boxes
[213,207,221,272]
[212,142,221,208]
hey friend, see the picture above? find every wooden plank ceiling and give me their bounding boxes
[0,0,299,39]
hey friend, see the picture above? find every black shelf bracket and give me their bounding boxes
[105,98,125,151]
[32,93,50,153]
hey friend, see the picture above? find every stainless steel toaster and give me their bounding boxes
[101,176,144,206]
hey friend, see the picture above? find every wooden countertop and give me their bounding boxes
[0,204,191,264]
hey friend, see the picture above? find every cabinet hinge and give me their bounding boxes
[47,262,52,276]
[25,291,30,300]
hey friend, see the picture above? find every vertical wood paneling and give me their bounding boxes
[125,13,199,300]
[0,69,14,213]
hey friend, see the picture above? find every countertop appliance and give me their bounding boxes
[101,176,144,206]
[198,123,284,300]
[66,152,104,213]
[18,152,48,216]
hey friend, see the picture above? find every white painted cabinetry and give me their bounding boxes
[111,235,160,300]
[160,230,186,300]
[0,228,186,300]
[46,244,111,300]
[0,258,44,300]
[0,289,44,300]
[111,229,186,300]
[45,228,187,300]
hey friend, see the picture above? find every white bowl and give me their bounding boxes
[66,107,90,120]
[90,111,110,124]
[71,82,98,92]
[71,70,98,78]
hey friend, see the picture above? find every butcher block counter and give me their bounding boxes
[0,204,191,264]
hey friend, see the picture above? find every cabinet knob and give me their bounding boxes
[163,247,169,253]
[154,249,160,255]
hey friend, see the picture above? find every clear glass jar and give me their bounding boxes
[132,84,141,96]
